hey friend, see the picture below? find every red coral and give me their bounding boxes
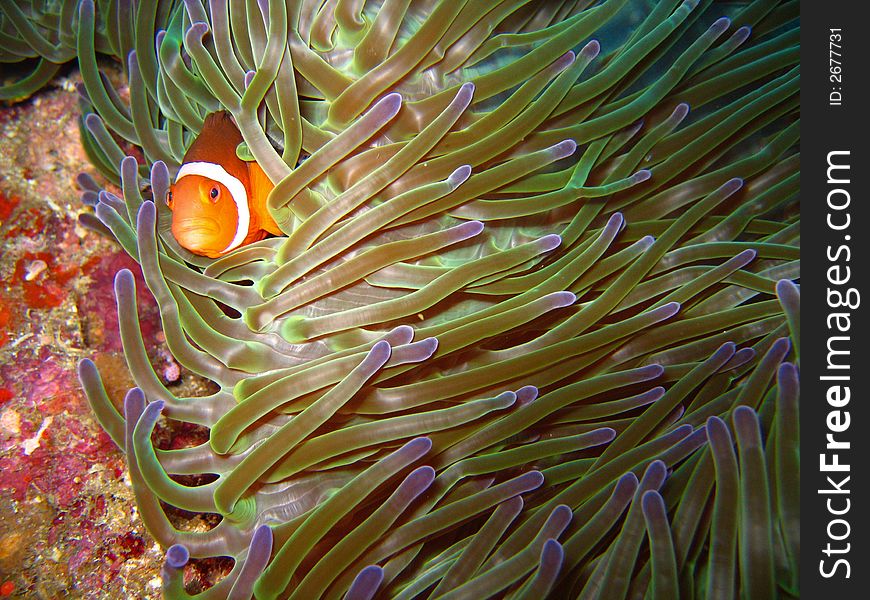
[79,251,161,352]
[12,251,79,309]
[0,456,34,502]
[3,207,45,239]
[0,191,20,222]
[0,295,13,347]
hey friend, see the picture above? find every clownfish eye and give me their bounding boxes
[166,191,173,208]
[209,186,220,202]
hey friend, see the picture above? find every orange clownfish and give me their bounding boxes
[166,111,281,258]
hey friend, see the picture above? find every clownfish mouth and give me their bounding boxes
[172,217,227,256]
[174,217,221,235]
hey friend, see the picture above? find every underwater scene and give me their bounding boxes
[0,0,799,598]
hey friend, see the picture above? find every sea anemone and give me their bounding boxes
[5,0,799,597]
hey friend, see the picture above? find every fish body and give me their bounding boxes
[167,112,281,258]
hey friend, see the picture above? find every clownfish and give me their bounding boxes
[166,111,281,258]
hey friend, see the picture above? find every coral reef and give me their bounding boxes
[3,0,799,598]
[0,82,172,597]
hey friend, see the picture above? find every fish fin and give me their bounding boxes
[248,161,282,235]
[182,112,249,185]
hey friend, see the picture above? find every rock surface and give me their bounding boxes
[0,70,214,598]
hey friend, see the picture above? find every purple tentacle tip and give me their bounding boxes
[735,248,757,264]
[151,160,170,178]
[416,337,439,358]
[493,390,518,409]
[779,361,799,382]
[154,35,169,61]
[712,341,737,362]
[522,470,545,490]
[552,139,577,159]
[592,427,617,444]
[670,424,695,440]
[121,155,139,177]
[83,113,102,132]
[388,325,415,346]
[76,172,100,192]
[365,340,392,370]
[710,17,731,35]
[549,291,577,308]
[515,385,539,405]
[673,102,690,120]
[378,92,403,116]
[227,526,273,600]
[549,504,574,529]
[250,524,273,555]
[616,472,640,497]
[683,424,709,446]
[656,302,681,319]
[455,82,475,108]
[538,234,562,252]
[141,399,165,426]
[402,437,433,460]
[344,565,384,600]
[633,169,652,183]
[641,489,666,516]
[406,465,437,493]
[644,459,668,482]
[734,25,752,43]
[165,544,189,569]
[256,0,269,19]
[775,278,799,298]
[770,336,791,356]
[728,347,755,368]
[733,405,757,420]
[706,414,730,438]
[97,190,121,212]
[123,388,146,418]
[457,220,485,238]
[607,212,625,229]
[645,387,666,403]
[732,406,761,441]
[137,200,157,230]
[114,267,135,291]
[448,164,473,186]
[639,364,664,380]
[583,39,601,58]
[723,177,744,193]
[78,358,95,378]
[75,83,91,104]
[81,190,99,207]
[540,538,564,569]
[188,22,210,38]
[554,50,576,71]
[394,337,438,365]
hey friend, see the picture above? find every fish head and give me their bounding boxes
[167,175,239,258]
